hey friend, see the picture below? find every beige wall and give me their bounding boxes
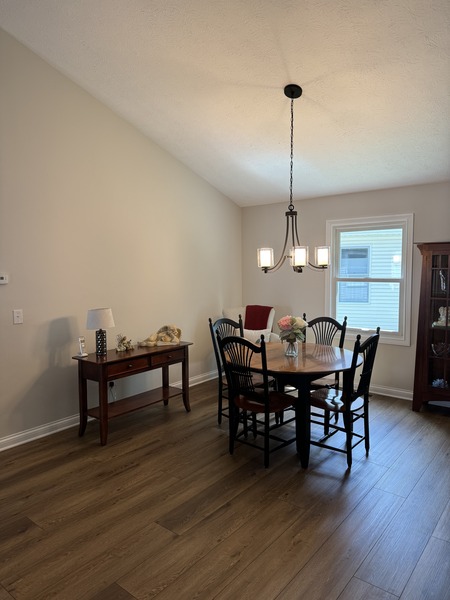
[242,182,450,397]
[0,29,242,445]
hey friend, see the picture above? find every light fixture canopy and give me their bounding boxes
[86,307,115,356]
[257,84,330,273]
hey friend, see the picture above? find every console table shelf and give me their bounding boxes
[87,386,182,420]
[73,343,192,444]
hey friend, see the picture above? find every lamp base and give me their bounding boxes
[95,329,107,356]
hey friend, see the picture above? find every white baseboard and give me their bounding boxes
[186,371,217,386]
[371,384,412,401]
[0,372,411,452]
[0,415,80,452]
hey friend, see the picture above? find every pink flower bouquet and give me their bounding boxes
[277,315,308,343]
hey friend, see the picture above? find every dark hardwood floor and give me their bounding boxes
[0,380,449,600]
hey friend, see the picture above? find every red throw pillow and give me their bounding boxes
[245,305,273,330]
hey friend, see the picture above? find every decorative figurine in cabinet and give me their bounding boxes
[413,242,450,411]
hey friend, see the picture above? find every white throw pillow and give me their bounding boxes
[243,328,271,343]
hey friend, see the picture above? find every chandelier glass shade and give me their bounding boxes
[257,84,329,273]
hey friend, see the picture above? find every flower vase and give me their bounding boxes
[284,341,299,357]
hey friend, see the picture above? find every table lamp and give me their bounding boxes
[86,308,115,356]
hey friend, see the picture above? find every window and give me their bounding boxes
[326,214,414,345]
[339,248,369,303]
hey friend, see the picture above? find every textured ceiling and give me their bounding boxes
[1,0,449,207]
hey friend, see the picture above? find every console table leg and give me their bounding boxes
[182,349,191,412]
[98,377,108,446]
[78,368,88,437]
[162,366,169,405]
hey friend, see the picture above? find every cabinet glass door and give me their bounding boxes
[429,254,449,391]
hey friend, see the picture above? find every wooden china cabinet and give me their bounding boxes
[413,242,450,411]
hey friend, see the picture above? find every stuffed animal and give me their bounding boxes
[116,333,133,352]
[139,324,181,347]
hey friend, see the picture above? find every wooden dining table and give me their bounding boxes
[250,341,361,468]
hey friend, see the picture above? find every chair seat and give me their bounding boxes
[222,373,274,389]
[310,387,344,412]
[235,391,294,414]
[310,377,336,390]
[311,387,366,413]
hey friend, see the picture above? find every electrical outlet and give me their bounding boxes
[13,309,23,324]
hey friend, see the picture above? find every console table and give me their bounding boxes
[73,342,192,445]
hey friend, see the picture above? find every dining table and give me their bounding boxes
[250,341,361,468]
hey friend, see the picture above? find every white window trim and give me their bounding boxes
[325,214,414,346]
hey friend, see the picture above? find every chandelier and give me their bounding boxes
[257,84,330,273]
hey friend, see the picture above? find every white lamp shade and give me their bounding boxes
[291,246,308,267]
[257,248,274,269]
[315,246,330,267]
[86,308,115,330]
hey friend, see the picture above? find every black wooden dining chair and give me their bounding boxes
[209,316,244,424]
[306,315,348,391]
[217,334,296,468]
[282,315,348,431]
[309,327,380,469]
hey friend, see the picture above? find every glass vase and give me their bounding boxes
[284,341,298,357]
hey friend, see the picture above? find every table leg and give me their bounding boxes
[182,348,191,412]
[296,380,311,468]
[78,366,88,437]
[98,374,108,446]
[162,366,169,406]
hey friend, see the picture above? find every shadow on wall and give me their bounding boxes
[13,316,80,434]
[44,317,77,367]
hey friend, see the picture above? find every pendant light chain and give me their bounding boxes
[288,97,295,212]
